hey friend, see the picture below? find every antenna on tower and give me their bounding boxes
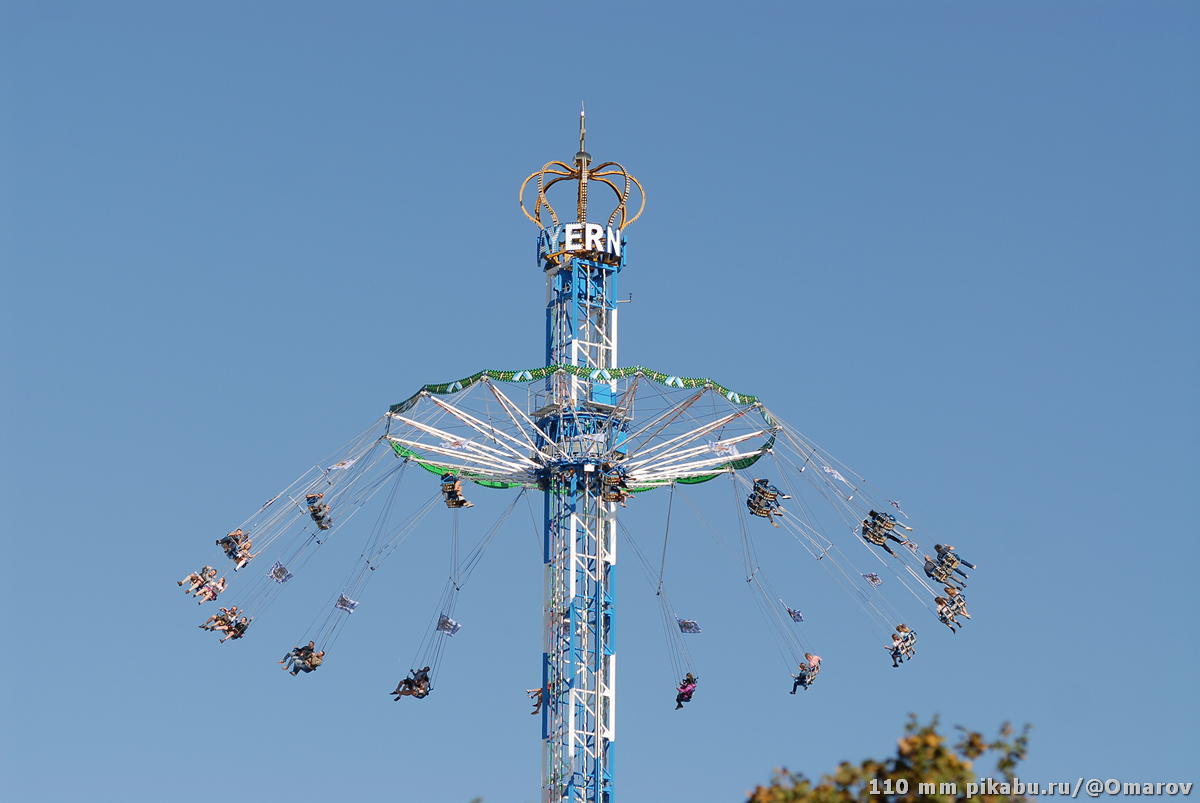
[579,101,587,153]
[576,102,590,168]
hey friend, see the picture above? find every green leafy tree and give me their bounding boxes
[747,715,1031,803]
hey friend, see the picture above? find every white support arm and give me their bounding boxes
[391,412,541,468]
[386,435,531,476]
[426,396,547,466]
[624,408,753,469]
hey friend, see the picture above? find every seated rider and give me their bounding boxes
[220,616,251,642]
[934,596,959,632]
[440,474,474,509]
[233,539,257,571]
[935,544,974,579]
[944,586,971,619]
[195,576,227,603]
[745,479,788,527]
[391,666,433,700]
[896,624,916,659]
[869,509,914,533]
[924,555,963,588]
[600,464,631,507]
[306,493,333,530]
[290,649,325,676]
[526,685,545,715]
[200,607,234,631]
[868,511,912,528]
[674,672,698,710]
[790,653,822,693]
[862,518,908,557]
[179,565,216,593]
[746,495,772,516]
[281,641,316,671]
[216,530,248,559]
[746,489,781,527]
[601,487,629,507]
[753,478,790,501]
[887,633,905,668]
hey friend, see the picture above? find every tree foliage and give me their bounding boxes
[747,715,1032,803]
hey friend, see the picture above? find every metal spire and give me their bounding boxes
[579,102,587,154]
[576,104,590,224]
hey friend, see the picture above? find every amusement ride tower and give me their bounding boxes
[191,109,958,803]
[519,109,644,803]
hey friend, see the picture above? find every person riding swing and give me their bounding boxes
[861,518,909,557]
[746,478,789,527]
[306,493,333,530]
[674,672,698,710]
[440,474,474,509]
[390,666,433,700]
[790,653,822,693]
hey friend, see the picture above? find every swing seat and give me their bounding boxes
[747,499,772,517]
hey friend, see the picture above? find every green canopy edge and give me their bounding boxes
[389,364,762,416]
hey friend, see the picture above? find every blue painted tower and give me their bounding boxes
[520,110,645,803]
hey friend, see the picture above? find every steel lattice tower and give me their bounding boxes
[521,110,645,802]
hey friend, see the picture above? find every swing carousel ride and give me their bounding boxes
[177,111,977,803]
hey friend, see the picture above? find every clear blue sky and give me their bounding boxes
[3,2,1197,801]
